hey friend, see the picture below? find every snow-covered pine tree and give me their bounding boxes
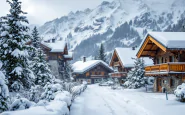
[98,43,107,63]
[30,27,54,86]
[32,48,54,86]
[124,58,146,89]
[0,62,9,112]
[31,27,40,49]
[59,62,72,82]
[0,0,35,91]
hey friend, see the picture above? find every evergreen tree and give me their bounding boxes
[31,48,54,86]
[0,62,9,112]
[124,58,146,89]
[30,27,54,86]
[31,27,40,49]
[0,0,35,91]
[98,43,107,62]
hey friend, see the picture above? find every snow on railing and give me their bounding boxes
[63,82,87,101]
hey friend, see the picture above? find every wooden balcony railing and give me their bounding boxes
[114,61,120,67]
[109,72,127,78]
[145,62,185,74]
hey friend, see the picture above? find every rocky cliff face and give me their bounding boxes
[38,0,185,61]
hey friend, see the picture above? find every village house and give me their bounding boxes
[109,48,153,84]
[41,39,73,79]
[137,32,185,93]
[27,39,73,79]
[72,57,113,84]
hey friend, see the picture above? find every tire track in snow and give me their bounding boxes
[95,87,152,115]
[94,91,116,115]
[112,91,153,115]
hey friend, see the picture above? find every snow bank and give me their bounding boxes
[10,98,35,111]
[2,92,71,115]
[174,83,185,101]
[54,91,72,106]
[2,100,69,115]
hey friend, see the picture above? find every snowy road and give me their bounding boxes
[70,85,185,115]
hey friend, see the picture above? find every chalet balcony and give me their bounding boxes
[114,61,120,67]
[109,72,127,78]
[145,62,185,76]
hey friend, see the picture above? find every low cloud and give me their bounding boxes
[0,0,113,25]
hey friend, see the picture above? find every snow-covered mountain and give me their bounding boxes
[38,0,185,61]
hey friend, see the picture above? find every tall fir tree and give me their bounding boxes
[31,27,40,49]
[98,43,107,62]
[0,62,9,112]
[124,58,146,89]
[30,27,54,86]
[0,0,35,91]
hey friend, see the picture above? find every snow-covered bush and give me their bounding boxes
[29,85,42,103]
[41,83,63,101]
[36,100,49,106]
[0,64,9,112]
[54,91,72,106]
[124,58,146,89]
[71,83,87,101]
[174,83,185,101]
[63,82,79,93]
[10,97,35,111]
[2,100,69,115]
[10,81,23,92]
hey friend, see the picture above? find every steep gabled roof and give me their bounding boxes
[72,60,113,74]
[148,32,185,49]
[41,41,67,53]
[64,52,73,59]
[137,32,185,58]
[110,48,153,68]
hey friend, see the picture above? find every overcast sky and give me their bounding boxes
[0,0,113,25]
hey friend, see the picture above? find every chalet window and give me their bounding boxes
[170,79,175,87]
[161,57,164,63]
[169,56,174,62]
[157,58,160,64]
[86,72,90,77]
[101,72,105,76]
[165,58,167,63]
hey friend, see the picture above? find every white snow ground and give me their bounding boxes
[70,85,185,115]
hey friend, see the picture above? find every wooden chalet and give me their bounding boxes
[27,39,73,79]
[109,48,153,84]
[72,57,113,84]
[137,32,185,93]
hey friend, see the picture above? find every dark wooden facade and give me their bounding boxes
[27,41,73,78]
[73,63,113,84]
[109,49,132,84]
[137,33,185,93]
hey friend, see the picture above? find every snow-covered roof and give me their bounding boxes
[64,52,73,59]
[72,60,113,73]
[147,32,185,49]
[41,41,66,52]
[113,48,153,67]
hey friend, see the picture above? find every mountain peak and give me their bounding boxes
[101,1,111,6]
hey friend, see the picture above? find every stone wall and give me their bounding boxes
[154,76,183,93]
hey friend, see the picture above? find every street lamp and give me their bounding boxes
[164,80,168,100]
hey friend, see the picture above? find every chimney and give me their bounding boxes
[52,39,55,43]
[132,46,135,50]
[83,57,86,63]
